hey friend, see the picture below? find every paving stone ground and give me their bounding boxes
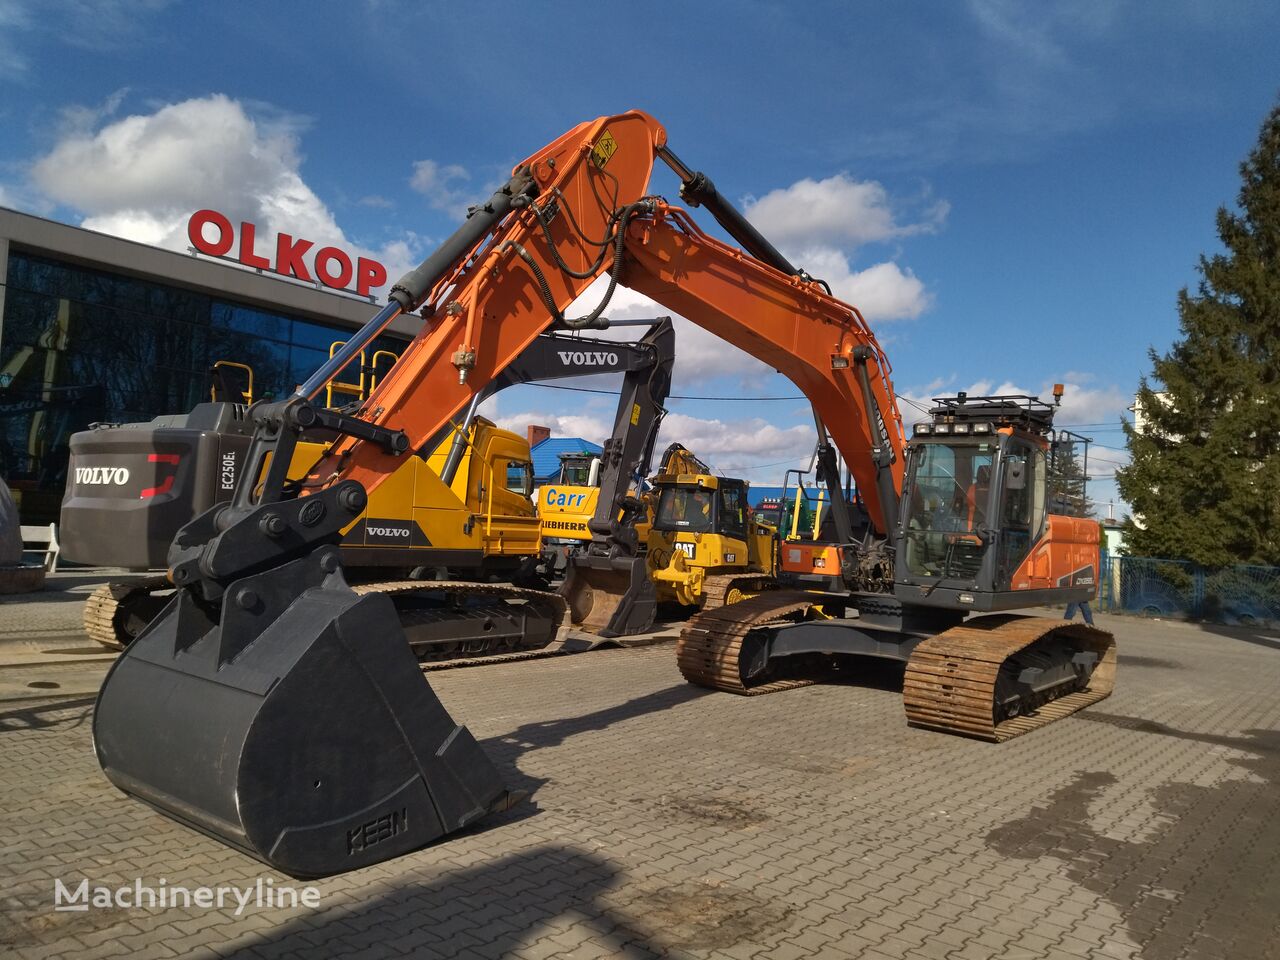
[2,576,1278,959]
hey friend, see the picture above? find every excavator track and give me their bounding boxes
[902,616,1116,742]
[699,573,776,612]
[83,577,172,650]
[353,579,578,667]
[87,576,580,669]
[677,590,820,695]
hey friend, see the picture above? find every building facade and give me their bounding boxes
[0,208,414,523]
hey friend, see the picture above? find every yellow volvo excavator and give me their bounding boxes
[93,110,1114,879]
[66,326,672,652]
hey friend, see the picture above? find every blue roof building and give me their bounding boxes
[530,437,603,485]
[746,485,787,506]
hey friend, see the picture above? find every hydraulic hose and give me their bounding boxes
[503,199,655,329]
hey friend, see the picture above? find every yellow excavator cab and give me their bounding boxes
[273,416,541,567]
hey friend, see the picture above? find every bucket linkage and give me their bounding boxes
[93,398,519,879]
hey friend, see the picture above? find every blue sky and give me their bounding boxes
[2,0,1277,516]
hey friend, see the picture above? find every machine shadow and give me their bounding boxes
[227,845,663,960]
[1194,618,1280,652]
[476,682,709,803]
[0,695,95,733]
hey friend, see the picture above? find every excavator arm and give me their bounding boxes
[300,118,903,539]
[94,110,911,879]
[558,318,674,637]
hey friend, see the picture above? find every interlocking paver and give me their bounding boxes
[3,596,1280,959]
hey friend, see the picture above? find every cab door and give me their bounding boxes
[994,439,1047,589]
[714,480,750,567]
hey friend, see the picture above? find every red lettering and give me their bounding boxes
[315,247,353,289]
[238,222,270,269]
[275,233,314,281]
[356,258,387,297]
[188,209,233,257]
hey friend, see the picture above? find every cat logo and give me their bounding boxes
[673,542,695,560]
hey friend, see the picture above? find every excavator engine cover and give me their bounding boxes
[93,545,514,879]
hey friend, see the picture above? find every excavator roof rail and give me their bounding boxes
[928,393,1057,435]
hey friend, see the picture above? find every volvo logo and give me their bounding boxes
[75,467,130,486]
[367,525,410,538]
[556,350,619,367]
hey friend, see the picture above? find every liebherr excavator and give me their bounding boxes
[93,110,1113,879]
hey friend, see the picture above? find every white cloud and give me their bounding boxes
[409,159,474,220]
[491,410,612,443]
[0,0,31,78]
[740,172,943,323]
[743,173,948,250]
[655,412,814,475]
[490,402,816,484]
[29,94,419,282]
[0,0,171,78]
[793,250,931,321]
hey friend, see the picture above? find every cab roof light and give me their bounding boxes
[914,422,931,434]
[951,423,970,434]
[972,422,993,434]
[932,423,951,434]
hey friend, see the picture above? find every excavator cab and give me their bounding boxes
[651,476,748,538]
[896,394,1100,610]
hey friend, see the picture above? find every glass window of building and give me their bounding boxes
[0,250,405,523]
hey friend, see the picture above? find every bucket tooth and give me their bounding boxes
[93,546,514,879]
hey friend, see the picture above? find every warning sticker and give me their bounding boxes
[591,130,619,169]
[630,403,641,425]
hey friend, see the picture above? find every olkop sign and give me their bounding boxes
[187,209,388,298]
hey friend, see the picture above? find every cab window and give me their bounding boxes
[718,484,747,538]
[504,460,532,496]
[901,441,996,579]
[655,487,714,532]
[558,459,591,485]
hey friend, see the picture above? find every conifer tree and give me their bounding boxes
[1049,440,1093,518]
[1117,98,1280,566]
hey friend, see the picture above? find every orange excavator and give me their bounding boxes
[93,110,1113,878]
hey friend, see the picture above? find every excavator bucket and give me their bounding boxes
[561,554,656,638]
[93,546,516,879]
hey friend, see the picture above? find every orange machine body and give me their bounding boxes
[1010,515,1101,597]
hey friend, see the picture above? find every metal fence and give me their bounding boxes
[1098,555,1280,627]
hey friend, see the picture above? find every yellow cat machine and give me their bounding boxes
[537,318,674,583]
[93,110,1113,878]
[65,328,664,652]
[643,443,779,610]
